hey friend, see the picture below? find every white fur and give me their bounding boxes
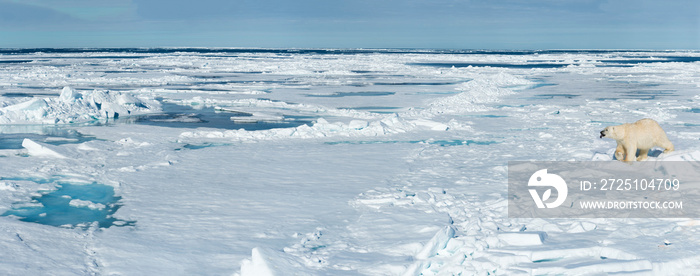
[600,118,674,162]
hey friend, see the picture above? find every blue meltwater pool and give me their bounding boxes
[2,178,134,229]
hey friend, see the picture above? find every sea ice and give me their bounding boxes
[240,247,314,276]
[68,199,106,210]
[21,138,67,159]
[497,232,547,246]
[0,87,159,124]
[1,49,699,275]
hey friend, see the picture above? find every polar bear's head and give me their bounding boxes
[600,125,624,139]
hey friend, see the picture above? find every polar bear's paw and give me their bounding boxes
[614,151,625,161]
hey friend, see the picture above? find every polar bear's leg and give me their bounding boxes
[637,149,649,161]
[614,142,625,161]
[624,145,637,162]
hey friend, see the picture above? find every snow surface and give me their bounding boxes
[0,49,699,275]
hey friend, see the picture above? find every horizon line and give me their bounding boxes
[1,47,697,52]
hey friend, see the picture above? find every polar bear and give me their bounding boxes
[599,118,674,162]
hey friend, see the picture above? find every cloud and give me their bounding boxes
[3,0,137,22]
[0,1,81,28]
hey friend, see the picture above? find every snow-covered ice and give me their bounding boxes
[0,49,699,275]
[0,86,160,124]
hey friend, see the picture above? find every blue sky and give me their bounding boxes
[0,0,698,49]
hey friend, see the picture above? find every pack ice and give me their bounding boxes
[0,87,159,124]
[0,49,699,276]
